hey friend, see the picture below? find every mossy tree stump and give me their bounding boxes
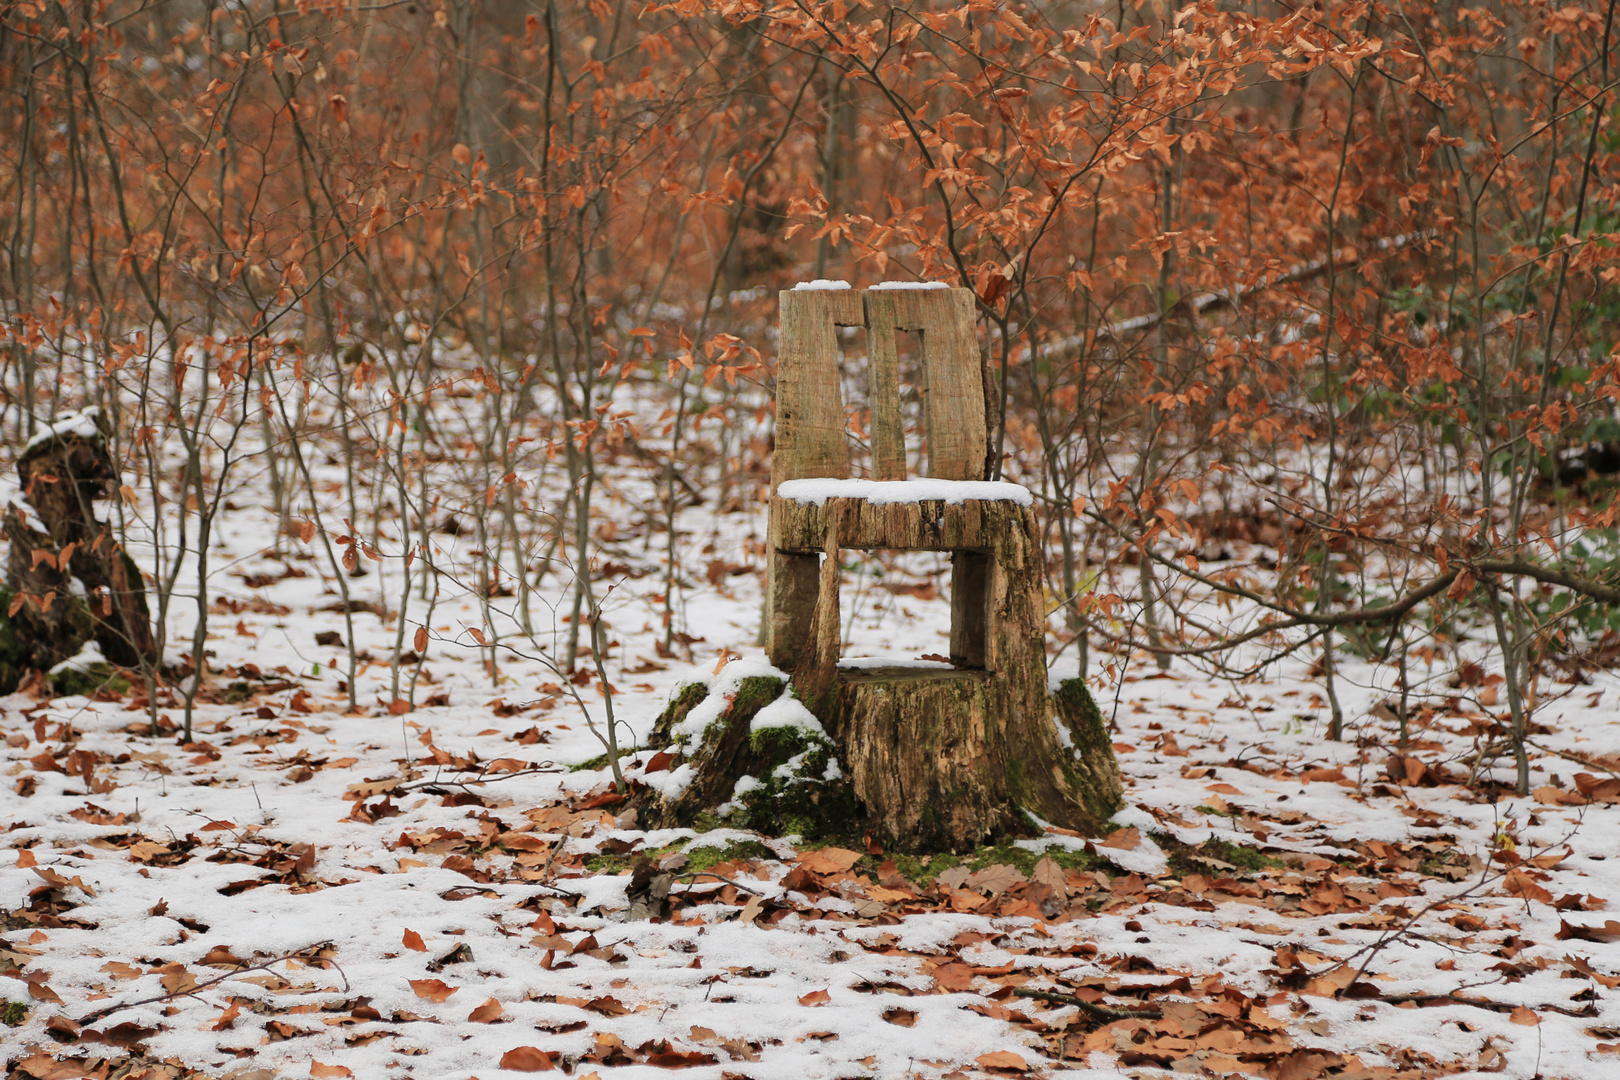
[1,409,156,692]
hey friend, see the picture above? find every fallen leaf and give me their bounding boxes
[796,847,863,875]
[1510,1006,1540,1026]
[403,929,427,952]
[1101,827,1141,850]
[310,1064,354,1078]
[976,1050,1029,1071]
[1558,920,1620,943]
[883,1007,917,1027]
[408,978,458,1003]
[469,997,504,1023]
[798,989,831,1006]
[500,1046,556,1071]
[585,995,630,1016]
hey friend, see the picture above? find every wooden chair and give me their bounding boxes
[765,285,1074,850]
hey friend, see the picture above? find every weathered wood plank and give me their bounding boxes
[861,291,909,481]
[866,289,986,480]
[773,289,865,488]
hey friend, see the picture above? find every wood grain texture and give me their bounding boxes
[761,285,1117,850]
[772,289,864,488]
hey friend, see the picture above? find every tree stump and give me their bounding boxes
[1,409,156,692]
[635,285,1123,852]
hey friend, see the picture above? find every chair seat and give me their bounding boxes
[770,484,1036,554]
[774,478,1033,507]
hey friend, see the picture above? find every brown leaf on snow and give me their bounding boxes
[409,978,458,1002]
[500,1046,557,1071]
[1100,827,1141,850]
[468,997,504,1023]
[1558,920,1620,943]
[1510,1005,1541,1026]
[310,1063,354,1078]
[402,929,427,952]
[798,989,832,1006]
[1503,868,1555,905]
[932,962,978,992]
[211,999,243,1031]
[883,1006,918,1027]
[585,995,632,1017]
[27,979,64,1004]
[975,1050,1029,1071]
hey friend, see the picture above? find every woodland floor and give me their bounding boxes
[3,482,1620,1080]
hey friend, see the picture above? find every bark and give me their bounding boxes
[1,410,156,692]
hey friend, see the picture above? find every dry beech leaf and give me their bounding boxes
[883,1007,917,1027]
[211,999,243,1031]
[468,997,504,1023]
[1032,856,1067,900]
[796,847,863,875]
[310,1064,354,1078]
[798,989,832,1006]
[408,978,457,1002]
[584,995,630,1016]
[1510,1005,1541,1026]
[1100,826,1141,850]
[976,1050,1029,1071]
[500,1046,557,1071]
[402,929,427,952]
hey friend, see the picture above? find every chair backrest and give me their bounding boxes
[773,286,986,488]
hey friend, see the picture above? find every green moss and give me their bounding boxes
[852,842,1102,886]
[1051,677,1125,824]
[50,661,130,698]
[1163,835,1284,877]
[2,1000,25,1026]
[726,726,859,843]
[684,840,777,873]
[649,680,714,747]
[1194,803,1239,818]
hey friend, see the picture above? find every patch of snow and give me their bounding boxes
[837,656,955,672]
[868,280,950,291]
[775,478,1033,507]
[25,406,101,452]
[790,279,851,291]
[48,639,106,676]
[749,694,825,736]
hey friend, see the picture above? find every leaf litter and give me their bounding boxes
[2,497,1620,1079]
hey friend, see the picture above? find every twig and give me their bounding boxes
[1010,986,1160,1020]
[1525,738,1620,779]
[1374,992,1596,1017]
[399,762,561,793]
[77,945,347,1026]
[671,870,766,896]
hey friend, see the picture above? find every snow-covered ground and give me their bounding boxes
[2,405,1620,1080]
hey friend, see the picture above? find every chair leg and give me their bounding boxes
[766,551,821,670]
[950,550,990,669]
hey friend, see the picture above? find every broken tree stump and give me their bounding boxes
[1,408,156,692]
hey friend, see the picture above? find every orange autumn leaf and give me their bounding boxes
[402,929,427,952]
[798,989,831,1006]
[469,997,504,1023]
[976,1050,1030,1071]
[500,1046,556,1071]
[408,978,457,1003]
[310,1064,354,1079]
